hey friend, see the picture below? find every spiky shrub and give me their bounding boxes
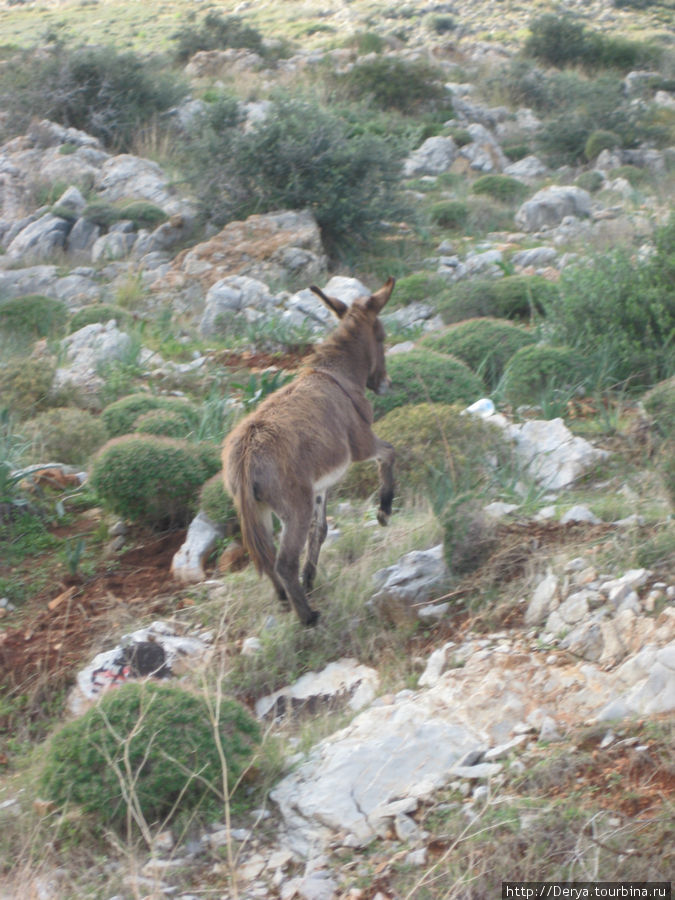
[23,408,107,466]
[437,276,559,324]
[134,409,193,439]
[40,682,260,831]
[101,394,198,438]
[420,318,536,390]
[471,174,528,204]
[184,95,406,256]
[342,402,504,498]
[372,350,485,419]
[0,295,67,342]
[502,344,580,407]
[90,436,220,528]
[199,473,238,533]
[0,358,56,419]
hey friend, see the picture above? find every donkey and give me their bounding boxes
[222,277,396,626]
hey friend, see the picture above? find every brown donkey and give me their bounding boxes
[222,277,396,626]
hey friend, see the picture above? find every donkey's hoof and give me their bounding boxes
[377,509,390,527]
[304,609,320,627]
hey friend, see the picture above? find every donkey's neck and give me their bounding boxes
[309,320,372,390]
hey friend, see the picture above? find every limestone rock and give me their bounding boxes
[515,186,592,232]
[403,136,458,177]
[171,512,224,584]
[369,544,449,625]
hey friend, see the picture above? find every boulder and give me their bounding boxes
[403,136,458,177]
[171,512,224,584]
[369,545,449,625]
[515,186,592,232]
[6,213,72,262]
[95,154,190,215]
[200,275,278,336]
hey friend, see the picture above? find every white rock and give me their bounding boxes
[171,512,223,583]
[525,574,559,626]
[560,505,602,525]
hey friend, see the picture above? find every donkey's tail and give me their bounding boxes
[224,442,276,578]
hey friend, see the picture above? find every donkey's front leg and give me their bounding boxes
[375,438,395,526]
[275,496,320,627]
[303,491,328,593]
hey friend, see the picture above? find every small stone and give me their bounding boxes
[404,847,428,867]
[538,716,562,742]
[242,636,262,656]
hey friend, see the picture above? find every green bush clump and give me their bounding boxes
[173,12,266,62]
[23,407,107,465]
[134,409,193,439]
[0,358,55,419]
[548,217,675,387]
[610,165,649,187]
[345,31,386,54]
[584,129,620,161]
[333,57,451,116]
[0,295,67,341]
[470,174,528,204]
[90,435,220,528]
[69,304,133,333]
[0,44,187,150]
[82,202,121,229]
[642,377,675,441]
[200,473,238,532]
[101,394,198,438]
[40,681,260,831]
[341,402,504,498]
[575,171,605,193]
[118,201,168,229]
[429,200,469,230]
[437,276,559,324]
[502,344,580,407]
[420,318,536,390]
[372,349,485,418]
[390,272,450,307]
[184,96,407,256]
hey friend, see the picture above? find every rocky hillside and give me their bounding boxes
[0,0,674,897]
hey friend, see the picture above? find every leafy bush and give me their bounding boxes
[184,96,407,256]
[333,57,451,116]
[40,681,260,831]
[642,376,675,441]
[437,276,559,324]
[390,272,450,307]
[23,408,107,465]
[372,349,485,418]
[345,31,386,54]
[0,358,55,419]
[429,200,469,230]
[584,129,620,161]
[547,218,675,387]
[0,44,187,150]
[609,165,649,187]
[134,409,193,439]
[502,344,580,407]
[90,436,220,528]
[69,304,133,333]
[173,12,266,62]
[471,174,528,204]
[101,394,198,438]
[341,402,504,498]
[0,295,67,341]
[200,473,238,532]
[420,318,536,389]
[575,171,605,193]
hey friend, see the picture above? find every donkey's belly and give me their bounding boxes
[313,460,350,493]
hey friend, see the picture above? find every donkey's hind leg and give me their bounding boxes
[303,491,328,593]
[375,437,395,526]
[275,493,319,627]
[256,505,290,611]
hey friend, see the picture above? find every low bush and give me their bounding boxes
[609,165,649,187]
[23,408,107,465]
[641,376,675,442]
[471,174,528,204]
[441,496,497,575]
[372,349,485,418]
[134,409,193,439]
[502,344,581,407]
[341,402,505,498]
[333,57,451,117]
[173,11,266,62]
[40,681,260,832]
[101,394,198,438]
[437,275,559,324]
[420,318,536,390]
[0,358,56,419]
[90,435,220,528]
[200,473,238,533]
[429,200,469,230]
[584,129,620,161]
[389,272,450,307]
[575,171,605,193]
[662,444,675,508]
[0,295,67,341]
[69,304,133,333]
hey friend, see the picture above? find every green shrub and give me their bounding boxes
[184,96,407,256]
[391,272,450,307]
[548,218,675,387]
[341,402,504,498]
[661,444,675,508]
[69,304,133,333]
[101,394,198,438]
[90,435,220,528]
[372,349,485,418]
[429,200,469,230]
[437,276,559,324]
[502,344,580,407]
[0,358,55,419]
[420,318,536,389]
[345,31,386,54]
[441,496,497,575]
[0,295,67,341]
[471,174,528,204]
[584,129,620,161]
[173,12,266,63]
[575,171,605,193]
[82,201,122,229]
[609,165,649,187]
[40,681,260,831]
[23,407,107,465]
[429,15,456,34]
[641,376,675,442]
[333,57,451,116]
[0,44,187,150]
[117,201,168,229]
[134,409,193,439]
[200,473,238,532]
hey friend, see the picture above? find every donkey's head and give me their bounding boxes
[309,277,395,394]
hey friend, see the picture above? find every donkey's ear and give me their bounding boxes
[366,276,396,314]
[309,285,348,319]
